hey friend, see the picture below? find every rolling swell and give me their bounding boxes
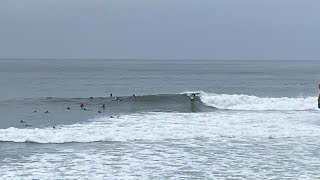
[9,94,215,113]
[3,92,317,112]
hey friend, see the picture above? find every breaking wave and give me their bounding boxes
[197,92,316,111]
[1,111,320,144]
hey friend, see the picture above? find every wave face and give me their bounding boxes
[1,111,320,144]
[55,92,317,111]
[195,92,317,111]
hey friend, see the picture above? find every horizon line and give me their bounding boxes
[0,58,319,61]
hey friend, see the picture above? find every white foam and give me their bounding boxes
[1,111,320,143]
[198,92,317,111]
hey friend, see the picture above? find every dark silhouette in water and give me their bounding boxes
[80,103,84,109]
[53,126,56,129]
[45,111,49,113]
[132,94,136,99]
[190,93,196,101]
[90,97,93,99]
[33,110,37,113]
[110,115,119,118]
[26,124,31,127]
[98,110,102,113]
[20,120,26,123]
[110,93,113,97]
[67,107,71,110]
[102,104,105,110]
[318,84,320,109]
[83,108,87,111]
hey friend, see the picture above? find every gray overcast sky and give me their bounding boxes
[0,0,319,60]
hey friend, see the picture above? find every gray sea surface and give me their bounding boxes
[0,59,320,179]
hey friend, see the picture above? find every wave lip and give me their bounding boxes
[199,93,317,111]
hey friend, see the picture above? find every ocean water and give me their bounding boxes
[0,59,320,179]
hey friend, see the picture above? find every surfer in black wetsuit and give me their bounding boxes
[318,84,320,109]
[110,93,113,97]
[80,103,84,109]
[67,107,71,110]
[190,93,196,100]
[113,96,123,101]
[102,104,105,110]
[20,120,26,123]
[132,94,136,99]
[45,110,49,113]
[318,94,320,109]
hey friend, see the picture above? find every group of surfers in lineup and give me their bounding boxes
[20,93,197,128]
[20,93,137,128]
